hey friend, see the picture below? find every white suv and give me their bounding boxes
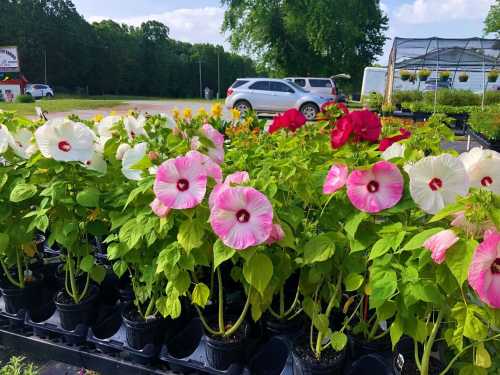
[225,78,331,120]
[26,84,54,98]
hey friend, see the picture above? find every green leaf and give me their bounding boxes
[344,273,364,292]
[76,188,100,208]
[312,313,329,334]
[377,301,397,321]
[243,253,273,295]
[192,283,210,307]
[0,233,9,253]
[107,243,130,260]
[172,270,191,295]
[0,174,7,192]
[446,239,476,286]
[177,219,204,252]
[213,239,235,270]
[303,233,335,264]
[464,305,488,341]
[90,264,106,284]
[9,183,37,202]
[411,282,443,305]
[459,365,487,375]
[475,343,491,368]
[330,331,348,351]
[402,228,444,251]
[429,202,464,223]
[113,260,128,278]
[390,316,403,349]
[345,211,369,238]
[369,237,393,260]
[369,270,397,309]
[80,255,94,273]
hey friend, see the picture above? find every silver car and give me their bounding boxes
[225,78,331,120]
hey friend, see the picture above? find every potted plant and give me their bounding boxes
[488,69,498,83]
[439,71,450,82]
[381,103,395,117]
[399,70,411,81]
[409,72,417,84]
[459,72,469,82]
[418,69,431,81]
[0,115,44,316]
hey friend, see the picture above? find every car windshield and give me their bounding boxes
[287,81,308,93]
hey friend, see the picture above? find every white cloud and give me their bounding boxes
[88,7,227,46]
[394,0,493,24]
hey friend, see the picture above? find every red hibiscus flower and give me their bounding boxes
[378,128,411,151]
[269,108,307,134]
[351,110,382,142]
[321,101,349,117]
[330,115,353,149]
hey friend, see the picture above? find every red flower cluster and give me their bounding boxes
[269,108,307,134]
[321,101,349,116]
[330,110,382,149]
[378,128,411,151]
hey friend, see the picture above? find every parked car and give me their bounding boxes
[284,76,346,102]
[423,79,451,91]
[225,78,331,120]
[25,84,54,98]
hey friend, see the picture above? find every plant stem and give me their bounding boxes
[279,286,285,317]
[223,290,251,337]
[368,318,380,341]
[145,296,156,317]
[16,250,24,288]
[421,310,443,375]
[217,268,224,334]
[414,341,422,372]
[0,260,21,288]
[67,253,80,303]
[268,306,282,320]
[284,286,301,318]
[79,273,90,302]
[194,305,219,336]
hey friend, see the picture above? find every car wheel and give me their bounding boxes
[45,93,53,98]
[300,103,319,121]
[234,100,252,113]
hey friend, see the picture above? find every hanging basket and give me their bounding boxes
[459,73,469,82]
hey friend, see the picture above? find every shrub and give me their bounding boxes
[392,90,423,106]
[422,89,480,107]
[484,90,500,105]
[468,110,500,141]
[15,95,35,103]
[361,92,383,111]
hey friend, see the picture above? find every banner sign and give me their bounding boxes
[0,47,20,72]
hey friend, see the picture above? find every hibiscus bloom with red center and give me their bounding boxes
[350,110,382,143]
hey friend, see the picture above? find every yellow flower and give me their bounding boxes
[197,107,208,119]
[93,114,104,123]
[230,108,241,121]
[183,108,192,120]
[211,103,223,118]
[172,108,180,121]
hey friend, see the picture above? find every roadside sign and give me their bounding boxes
[0,46,20,72]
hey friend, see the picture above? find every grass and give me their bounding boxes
[0,98,124,116]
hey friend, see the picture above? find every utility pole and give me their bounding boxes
[199,60,202,98]
[43,49,47,84]
[217,52,221,99]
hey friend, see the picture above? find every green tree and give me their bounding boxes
[222,0,388,91]
[484,0,500,37]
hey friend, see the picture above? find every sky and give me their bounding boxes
[72,0,496,65]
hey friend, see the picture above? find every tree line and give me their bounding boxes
[0,0,257,97]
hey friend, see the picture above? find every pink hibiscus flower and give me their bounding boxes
[150,198,171,218]
[200,124,224,164]
[153,154,208,209]
[323,163,348,194]
[451,211,495,237]
[209,171,251,209]
[266,223,285,245]
[351,110,381,143]
[423,229,459,264]
[468,230,500,308]
[210,187,273,250]
[186,150,222,183]
[346,161,404,213]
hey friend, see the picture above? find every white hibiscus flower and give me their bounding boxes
[124,115,148,141]
[8,128,38,159]
[97,115,121,140]
[35,118,96,162]
[459,147,500,194]
[122,142,148,180]
[82,151,107,174]
[116,143,131,161]
[0,125,11,153]
[381,143,405,161]
[409,154,470,214]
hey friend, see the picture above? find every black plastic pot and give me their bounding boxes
[205,334,246,371]
[459,75,469,82]
[393,351,445,375]
[0,276,44,315]
[264,314,304,337]
[54,285,99,331]
[293,348,346,375]
[346,354,393,375]
[122,305,164,350]
[488,75,498,83]
[349,335,391,360]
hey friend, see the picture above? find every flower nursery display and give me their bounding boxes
[0,103,499,375]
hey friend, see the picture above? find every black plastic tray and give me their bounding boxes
[467,128,500,152]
